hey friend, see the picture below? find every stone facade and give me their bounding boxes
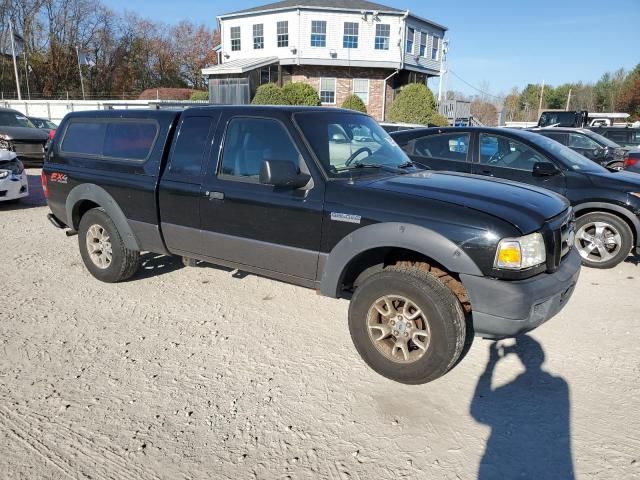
[286,66,397,121]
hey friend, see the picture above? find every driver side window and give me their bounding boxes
[479,133,551,172]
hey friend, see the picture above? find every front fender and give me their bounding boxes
[319,222,483,298]
[65,184,140,251]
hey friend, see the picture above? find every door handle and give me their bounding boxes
[205,191,224,200]
[478,170,494,177]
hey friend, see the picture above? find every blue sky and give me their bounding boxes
[102,0,639,97]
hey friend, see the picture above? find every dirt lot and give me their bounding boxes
[1,169,639,479]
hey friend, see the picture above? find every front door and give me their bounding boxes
[199,114,324,281]
[471,132,566,195]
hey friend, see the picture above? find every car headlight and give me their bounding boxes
[0,170,10,180]
[0,138,10,150]
[494,232,546,270]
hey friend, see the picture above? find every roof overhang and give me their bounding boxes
[219,6,404,20]
[202,57,279,76]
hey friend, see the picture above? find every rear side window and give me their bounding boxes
[407,133,470,162]
[168,116,213,176]
[61,119,158,161]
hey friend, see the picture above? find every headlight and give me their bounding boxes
[0,170,10,179]
[0,138,10,150]
[494,232,546,270]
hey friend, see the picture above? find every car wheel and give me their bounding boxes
[607,162,624,172]
[575,212,633,269]
[78,208,140,282]
[348,266,467,384]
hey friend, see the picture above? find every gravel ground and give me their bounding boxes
[0,169,639,480]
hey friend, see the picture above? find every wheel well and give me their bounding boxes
[72,200,100,230]
[339,247,470,310]
[575,207,637,244]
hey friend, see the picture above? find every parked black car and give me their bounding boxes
[391,126,640,269]
[43,107,580,384]
[0,107,49,166]
[589,126,640,149]
[528,127,627,171]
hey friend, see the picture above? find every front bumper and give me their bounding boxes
[460,248,581,339]
[0,172,29,202]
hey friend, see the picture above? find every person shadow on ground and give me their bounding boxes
[470,336,574,480]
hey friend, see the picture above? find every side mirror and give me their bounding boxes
[259,160,311,188]
[533,161,560,177]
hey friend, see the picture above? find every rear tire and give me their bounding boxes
[575,211,633,269]
[78,208,140,282]
[348,266,467,385]
[606,162,623,172]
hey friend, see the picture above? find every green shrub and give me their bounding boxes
[341,94,367,113]
[190,91,209,101]
[252,83,290,105]
[389,83,446,126]
[282,82,321,106]
[428,113,450,127]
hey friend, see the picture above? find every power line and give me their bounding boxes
[448,70,505,100]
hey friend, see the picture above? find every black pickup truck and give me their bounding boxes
[43,106,580,384]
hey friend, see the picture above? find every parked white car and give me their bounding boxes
[0,150,28,203]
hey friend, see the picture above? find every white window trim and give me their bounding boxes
[352,78,369,105]
[320,77,337,105]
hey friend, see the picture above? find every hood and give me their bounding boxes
[587,169,640,191]
[0,125,49,142]
[368,171,569,234]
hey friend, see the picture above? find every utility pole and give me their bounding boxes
[23,51,31,100]
[438,39,449,102]
[76,46,86,100]
[9,20,22,101]
[537,80,545,119]
[565,88,572,111]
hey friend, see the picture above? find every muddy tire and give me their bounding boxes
[575,212,632,269]
[78,208,140,283]
[348,266,467,385]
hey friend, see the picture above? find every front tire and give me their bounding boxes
[348,266,466,385]
[78,208,140,282]
[575,212,633,269]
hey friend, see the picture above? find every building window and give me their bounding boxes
[277,21,289,47]
[353,79,369,105]
[406,27,414,53]
[419,32,427,56]
[320,78,336,104]
[253,24,264,49]
[375,23,390,50]
[230,26,241,51]
[432,36,440,60]
[343,22,359,49]
[310,20,326,47]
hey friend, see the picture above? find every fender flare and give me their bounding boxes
[65,184,140,251]
[319,222,483,298]
[573,202,640,245]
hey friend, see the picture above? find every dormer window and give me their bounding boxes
[311,20,326,47]
[253,24,264,49]
[343,22,359,49]
[277,21,289,48]
[230,26,241,51]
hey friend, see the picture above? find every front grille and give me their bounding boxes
[544,208,575,272]
[13,141,45,157]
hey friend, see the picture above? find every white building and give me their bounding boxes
[202,0,447,120]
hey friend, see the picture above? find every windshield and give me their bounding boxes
[0,111,36,128]
[527,133,609,173]
[538,111,579,127]
[295,112,413,178]
[582,129,620,149]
